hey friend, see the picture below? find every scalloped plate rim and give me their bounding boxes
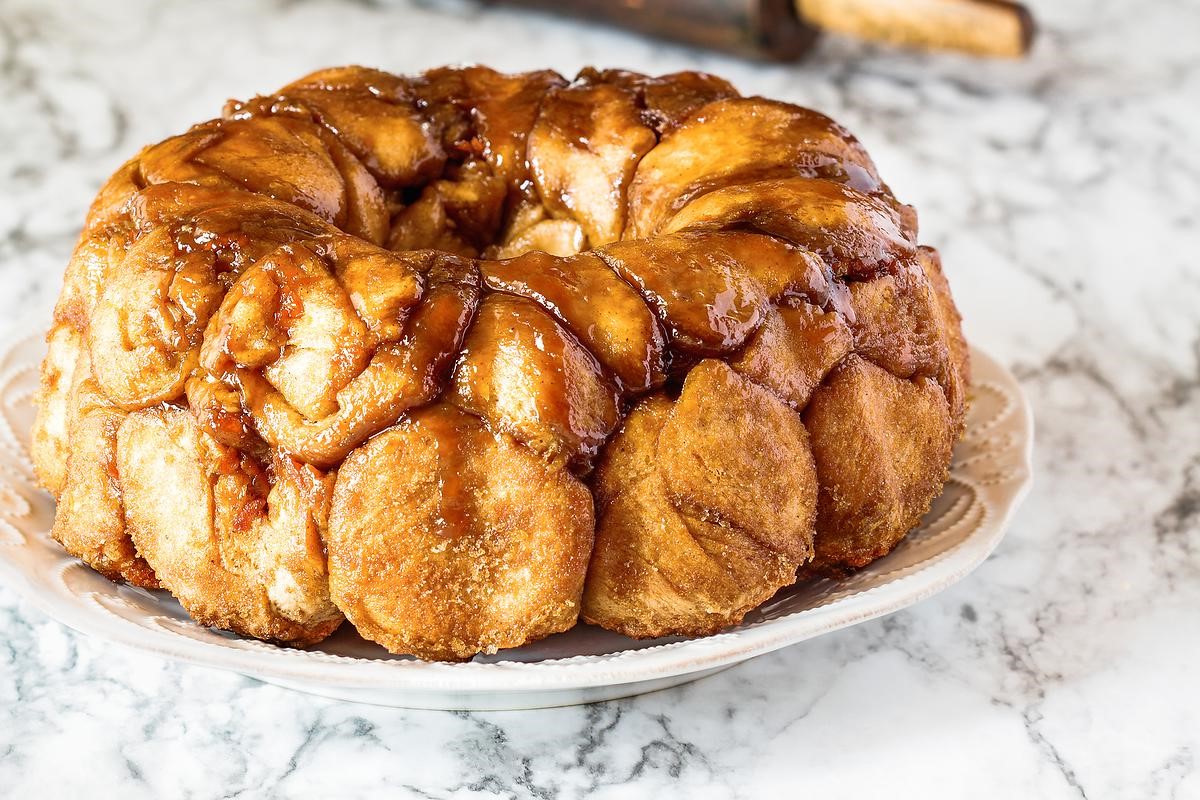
[0,332,1033,704]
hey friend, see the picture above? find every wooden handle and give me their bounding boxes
[492,0,818,61]
[796,0,1035,57]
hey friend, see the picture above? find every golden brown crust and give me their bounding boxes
[31,325,80,496]
[116,406,342,645]
[803,355,955,571]
[32,65,969,659]
[918,246,972,427]
[50,352,157,588]
[582,361,817,638]
[730,302,854,410]
[326,404,593,661]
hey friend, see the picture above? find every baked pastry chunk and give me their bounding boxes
[32,65,968,660]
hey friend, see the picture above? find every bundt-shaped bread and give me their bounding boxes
[32,65,968,660]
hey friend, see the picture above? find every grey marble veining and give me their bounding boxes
[1,0,1198,797]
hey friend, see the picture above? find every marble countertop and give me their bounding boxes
[1,0,1198,797]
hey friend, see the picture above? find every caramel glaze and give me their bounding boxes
[35,64,970,658]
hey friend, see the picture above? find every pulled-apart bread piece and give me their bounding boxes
[33,65,970,660]
[51,352,157,588]
[450,293,621,471]
[625,97,884,239]
[87,225,224,410]
[528,75,658,247]
[277,66,446,189]
[116,406,342,645]
[326,404,594,661]
[802,355,955,572]
[138,113,388,244]
[583,361,817,638]
[32,325,82,497]
[200,244,478,468]
[488,218,585,259]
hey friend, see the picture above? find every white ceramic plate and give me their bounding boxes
[0,333,1032,710]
